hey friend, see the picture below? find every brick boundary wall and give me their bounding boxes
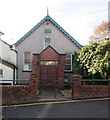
[1,74,38,105]
[71,75,110,99]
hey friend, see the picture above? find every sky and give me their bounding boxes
[0,0,109,46]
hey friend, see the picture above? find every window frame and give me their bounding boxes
[23,52,31,71]
[44,38,51,49]
[44,29,52,34]
[0,69,3,77]
[64,53,73,72]
[40,61,58,65]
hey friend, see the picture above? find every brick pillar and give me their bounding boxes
[30,74,39,91]
[32,54,40,76]
[58,55,65,89]
[29,74,39,100]
[31,54,40,89]
[71,74,82,99]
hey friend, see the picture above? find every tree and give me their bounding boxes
[76,40,110,79]
[89,21,110,43]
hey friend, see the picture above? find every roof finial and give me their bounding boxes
[47,7,49,16]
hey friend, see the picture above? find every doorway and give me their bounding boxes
[40,61,58,88]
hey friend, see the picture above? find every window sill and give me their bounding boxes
[22,70,32,72]
[64,70,73,73]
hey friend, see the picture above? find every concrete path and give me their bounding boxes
[37,88,71,101]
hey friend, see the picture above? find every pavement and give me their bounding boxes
[2,99,110,119]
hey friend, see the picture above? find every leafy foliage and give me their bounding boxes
[74,41,110,79]
[89,21,110,43]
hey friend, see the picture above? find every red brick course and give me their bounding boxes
[81,85,110,98]
[2,74,38,105]
[72,75,110,99]
[40,46,59,61]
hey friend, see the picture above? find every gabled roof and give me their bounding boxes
[0,58,17,69]
[40,45,66,55]
[14,15,82,48]
[33,45,66,55]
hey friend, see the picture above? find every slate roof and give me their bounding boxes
[14,15,82,48]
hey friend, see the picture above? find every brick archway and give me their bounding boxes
[31,46,65,89]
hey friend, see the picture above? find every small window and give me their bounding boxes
[65,65,71,71]
[65,59,71,64]
[40,61,58,65]
[44,38,51,48]
[0,69,3,76]
[44,29,51,34]
[65,52,72,71]
[23,52,31,70]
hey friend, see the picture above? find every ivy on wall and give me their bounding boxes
[74,40,110,79]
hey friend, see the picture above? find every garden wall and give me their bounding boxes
[2,74,38,105]
[72,75,110,99]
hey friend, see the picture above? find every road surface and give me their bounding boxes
[2,99,110,119]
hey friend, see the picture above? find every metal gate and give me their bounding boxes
[37,61,73,100]
[37,78,73,100]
